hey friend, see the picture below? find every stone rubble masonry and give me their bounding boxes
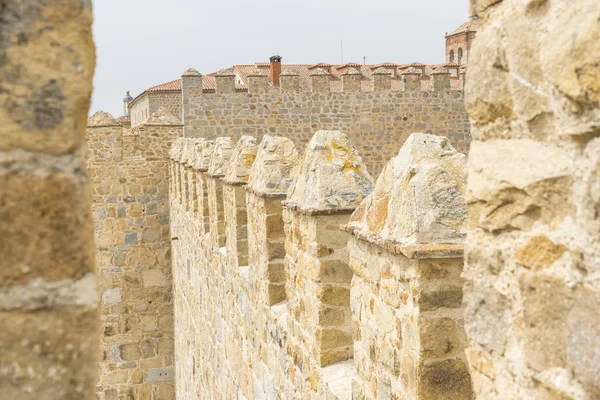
[182,70,471,177]
[464,0,600,399]
[0,1,99,399]
[86,106,182,400]
[345,133,472,399]
[171,131,472,399]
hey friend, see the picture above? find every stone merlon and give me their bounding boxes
[347,133,467,258]
[284,130,374,214]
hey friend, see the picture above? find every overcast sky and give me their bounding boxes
[91,0,469,116]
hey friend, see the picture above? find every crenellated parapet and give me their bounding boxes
[170,130,472,400]
[180,65,469,178]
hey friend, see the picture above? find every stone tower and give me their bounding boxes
[445,18,479,64]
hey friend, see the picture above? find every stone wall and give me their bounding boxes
[171,131,472,399]
[86,108,182,400]
[0,1,99,399]
[182,74,471,177]
[463,0,600,399]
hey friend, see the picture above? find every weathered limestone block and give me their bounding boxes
[0,1,98,399]
[402,67,422,91]
[311,68,331,93]
[223,136,259,268]
[247,135,299,306]
[283,131,374,382]
[346,133,472,400]
[281,71,300,93]
[342,68,362,93]
[431,67,451,91]
[248,69,269,94]
[216,68,236,94]
[349,133,467,254]
[464,1,600,399]
[373,67,392,92]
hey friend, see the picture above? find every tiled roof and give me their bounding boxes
[116,115,131,126]
[370,62,398,69]
[308,62,333,69]
[447,19,480,36]
[133,59,464,100]
[147,79,182,92]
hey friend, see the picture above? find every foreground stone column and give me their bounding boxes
[247,136,299,306]
[0,2,98,399]
[283,131,374,383]
[464,0,600,398]
[346,133,472,400]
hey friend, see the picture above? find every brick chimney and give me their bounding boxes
[269,55,282,86]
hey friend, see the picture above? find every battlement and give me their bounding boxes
[182,65,463,96]
[181,70,471,178]
[170,131,472,399]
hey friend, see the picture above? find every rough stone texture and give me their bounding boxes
[285,130,375,214]
[183,86,471,177]
[348,133,467,254]
[347,134,472,400]
[247,135,299,197]
[172,131,472,400]
[464,1,600,399]
[283,130,373,382]
[0,1,99,398]
[86,107,182,400]
[223,136,259,185]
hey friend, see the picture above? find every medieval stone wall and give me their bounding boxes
[463,0,600,399]
[171,131,473,399]
[86,108,182,400]
[182,75,470,177]
[0,1,99,399]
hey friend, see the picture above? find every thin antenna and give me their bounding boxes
[340,39,344,64]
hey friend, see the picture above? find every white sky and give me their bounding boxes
[91,0,469,116]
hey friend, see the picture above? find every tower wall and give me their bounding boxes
[86,110,182,400]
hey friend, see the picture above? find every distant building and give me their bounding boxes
[445,18,480,65]
[125,20,476,128]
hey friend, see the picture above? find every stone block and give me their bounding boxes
[318,286,351,307]
[413,282,463,311]
[0,308,98,399]
[418,359,472,399]
[103,288,122,305]
[0,0,95,155]
[0,172,94,287]
[146,367,174,383]
[520,273,600,396]
[419,317,462,359]
[120,343,141,361]
[143,270,168,287]
[319,259,353,283]
[316,328,353,349]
